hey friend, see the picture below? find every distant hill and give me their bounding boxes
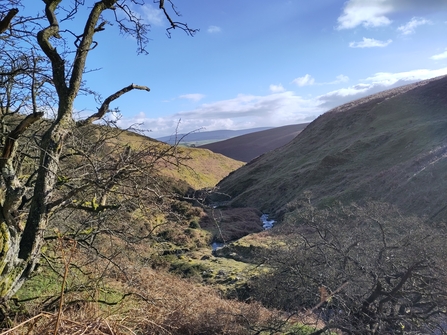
[199,123,309,162]
[157,127,271,146]
[215,75,447,221]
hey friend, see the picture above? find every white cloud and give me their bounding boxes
[337,0,393,30]
[207,25,222,33]
[179,94,205,102]
[431,49,447,60]
[316,75,350,85]
[140,4,164,26]
[397,17,431,35]
[118,92,323,137]
[334,75,350,84]
[174,92,320,120]
[320,83,372,99]
[349,37,393,48]
[292,74,315,87]
[269,84,285,93]
[365,67,447,85]
[318,67,447,109]
[337,0,447,30]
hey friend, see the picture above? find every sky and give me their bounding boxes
[24,1,447,138]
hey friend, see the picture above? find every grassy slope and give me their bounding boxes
[216,75,447,220]
[109,129,244,189]
[164,147,244,189]
[199,123,310,162]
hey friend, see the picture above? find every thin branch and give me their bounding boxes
[0,112,44,165]
[77,84,150,126]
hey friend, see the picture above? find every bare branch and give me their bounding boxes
[0,112,44,164]
[77,84,150,126]
[0,8,18,34]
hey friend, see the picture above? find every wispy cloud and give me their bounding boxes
[365,67,447,85]
[336,0,444,30]
[116,92,323,137]
[293,74,349,86]
[397,17,431,35]
[207,25,222,33]
[430,48,447,60]
[292,74,315,87]
[140,4,164,26]
[337,0,393,30]
[269,84,285,93]
[179,94,205,102]
[349,37,392,48]
[332,75,350,84]
[174,92,320,120]
[318,67,447,109]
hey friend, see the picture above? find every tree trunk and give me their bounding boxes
[0,0,116,299]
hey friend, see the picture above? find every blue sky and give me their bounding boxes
[25,1,447,138]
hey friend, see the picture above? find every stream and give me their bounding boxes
[261,214,275,229]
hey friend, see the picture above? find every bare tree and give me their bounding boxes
[0,0,196,301]
[250,201,447,335]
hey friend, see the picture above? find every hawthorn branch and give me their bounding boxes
[37,0,67,96]
[77,84,150,127]
[1,112,44,164]
[158,0,198,38]
[0,8,19,34]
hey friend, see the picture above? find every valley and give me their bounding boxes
[5,75,447,334]
[2,2,447,334]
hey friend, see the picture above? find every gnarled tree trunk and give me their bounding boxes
[0,0,117,299]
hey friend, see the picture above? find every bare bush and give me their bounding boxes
[250,201,447,334]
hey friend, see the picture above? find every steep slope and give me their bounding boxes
[216,75,447,220]
[199,123,309,162]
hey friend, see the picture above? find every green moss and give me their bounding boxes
[283,324,328,335]
[189,219,200,229]
[0,264,25,298]
[169,261,207,279]
[15,264,60,302]
[0,222,8,255]
[0,222,10,274]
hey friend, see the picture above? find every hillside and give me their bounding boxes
[199,123,309,162]
[157,127,271,146]
[101,128,244,189]
[215,75,447,220]
[162,147,244,189]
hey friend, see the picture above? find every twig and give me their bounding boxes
[0,312,51,334]
[308,281,349,313]
[53,239,77,335]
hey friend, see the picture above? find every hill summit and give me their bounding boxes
[216,75,447,220]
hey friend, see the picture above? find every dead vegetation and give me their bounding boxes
[4,257,292,335]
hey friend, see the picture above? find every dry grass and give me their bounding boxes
[5,234,291,335]
[4,267,279,335]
